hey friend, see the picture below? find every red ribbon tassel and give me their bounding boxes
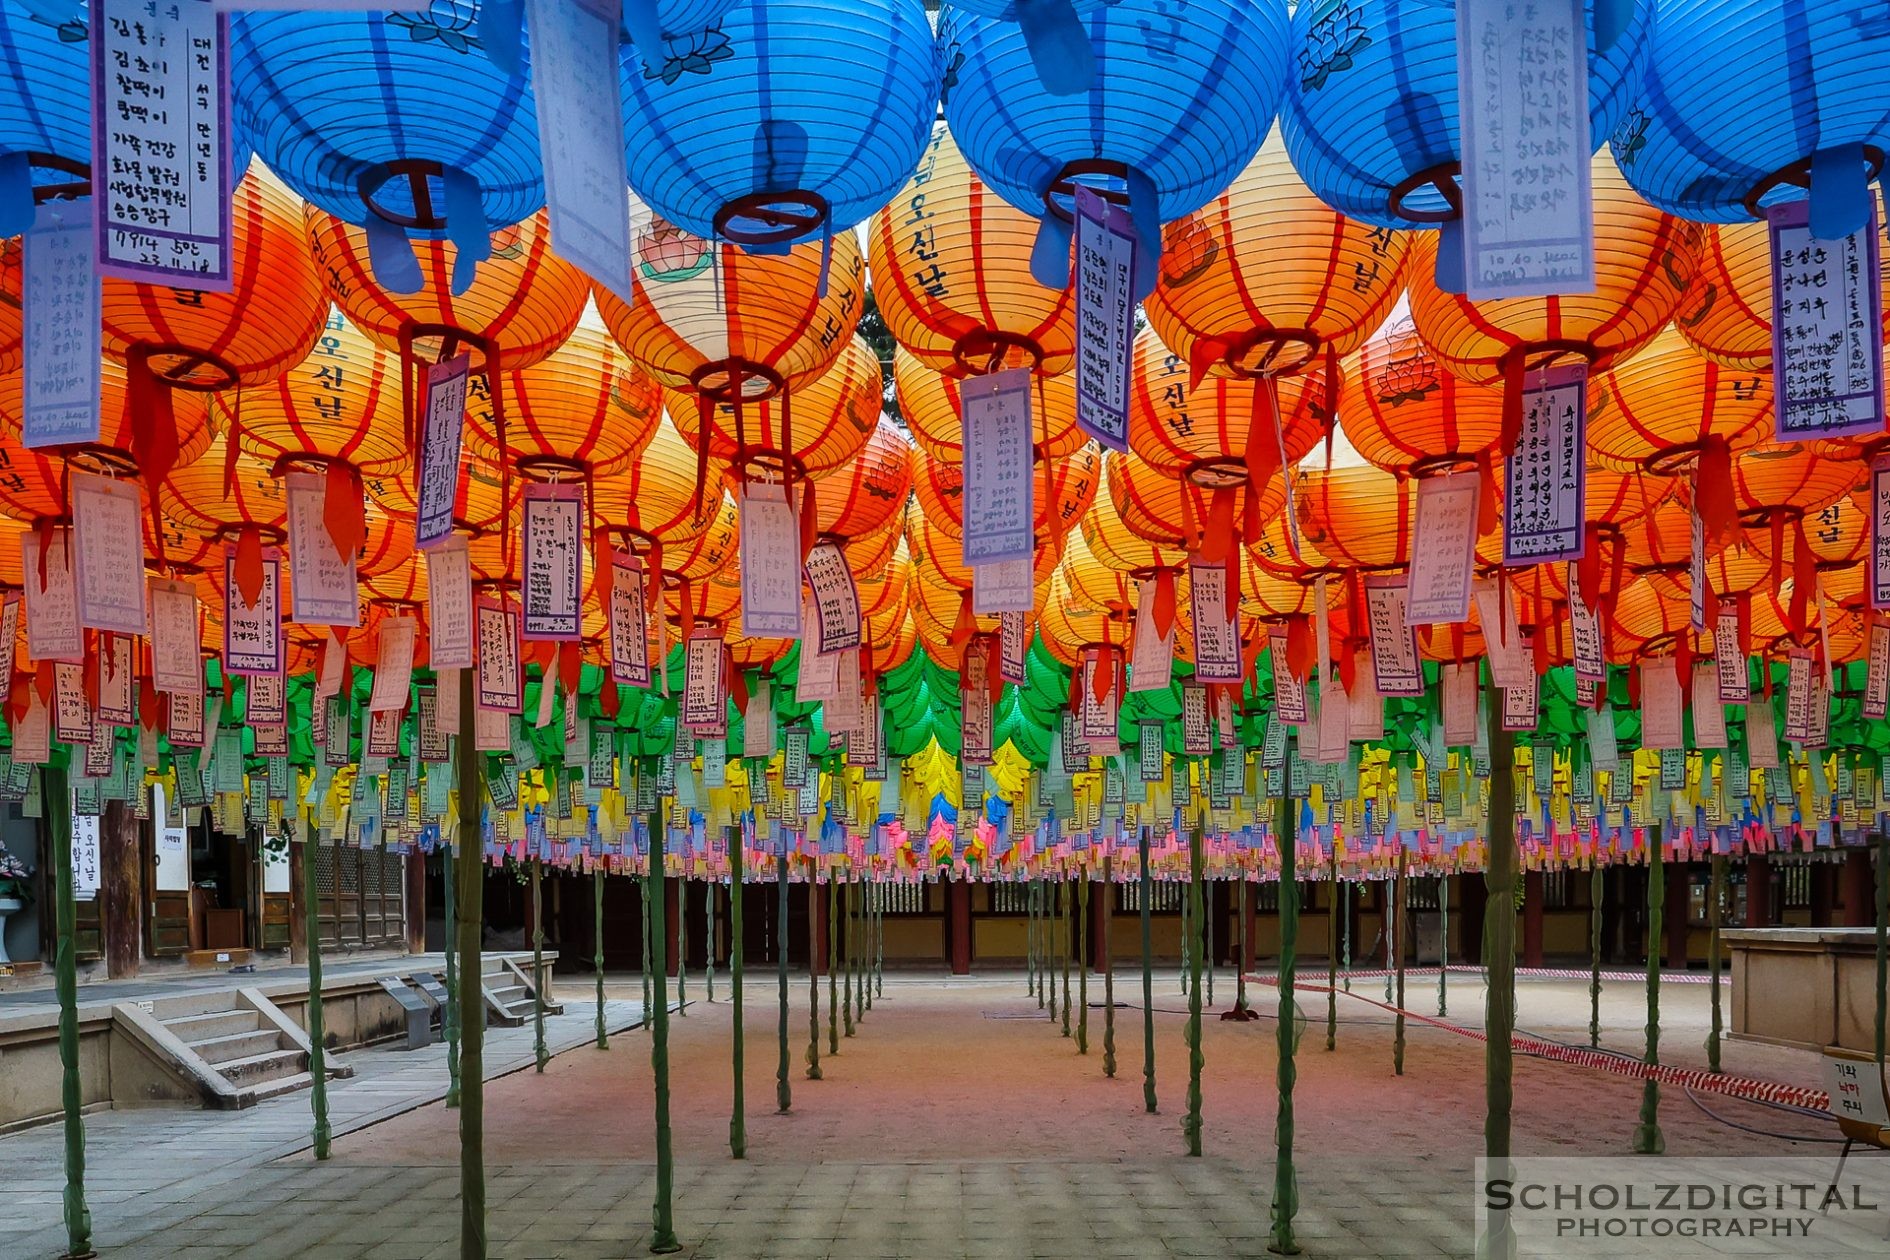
[1475,450,1501,539]
[233,525,267,608]
[1789,520,1817,639]
[1243,385,1281,518]
[1152,567,1176,641]
[1201,486,1236,564]
[1691,438,1739,553]
[557,640,581,699]
[322,461,367,562]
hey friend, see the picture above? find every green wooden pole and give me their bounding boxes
[1484,682,1517,1167]
[1876,833,1888,1070]
[1140,826,1156,1114]
[445,842,461,1105]
[594,867,608,1051]
[705,875,716,1004]
[531,856,547,1073]
[776,850,792,1112]
[1103,855,1116,1077]
[806,871,823,1080]
[1438,874,1449,1019]
[301,821,332,1162]
[1393,845,1407,1076]
[675,875,688,1017]
[1179,864,1191,997]
[1046,880,1058,1024]
[1268,765,1300,1256]
[1341,879,1352,992]
[1706,854,1724,1074]
[1633,831,1666,1155]
[873,884,884,999]
[1027,877,1038,998]
[826,875,840,1054]
[1060,877,1073,1038]
[1204,868,1215,1008]
[1589,863,1603,1048]
[639,874,652,1021]
[729,831,747,1159]
[455,671,487,1260]
[1236,876,1251,1016]
[860,877,873,1013]
[1077,871,1090,1054]
[46,768,93,1259]
[647,814,681,1253]
[842,876,855,1039]
[1183,819,1204,1156]
[1326,853,1338,1051]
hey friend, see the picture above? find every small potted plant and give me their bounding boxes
[0,848,32,966]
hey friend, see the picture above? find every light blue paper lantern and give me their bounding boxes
[940,0,1291,299]
[477,0,735,76]
[232,2,543,294]
[1611,0,1890,240]
[619,0,938,250]
[1280,0,1651,285]
[0,2,91,233]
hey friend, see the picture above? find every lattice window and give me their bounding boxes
[873,883,928,914]
[1116,882,1185,913]
[988,883,1033,913]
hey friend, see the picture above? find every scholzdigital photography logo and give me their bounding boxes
[1475,1158,1890,1257]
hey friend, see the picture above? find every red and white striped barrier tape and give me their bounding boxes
[1248,973,1830,1113]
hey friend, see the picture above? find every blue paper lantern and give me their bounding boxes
[940,0,1111,95]
[0,2,91,234]
[232,2,542,294]
[1280,0,1651,281]
[476,0,735,76]
[619,0,938,250]
[1611,0,1890,240]
[939,0,1291,299]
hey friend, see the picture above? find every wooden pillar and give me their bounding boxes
[289,838,309,965]
[1841,850,1875,927]
[1743,857,1770,928]
[404,851,426,955]
[1664,862,1690,970]
[946,879,972,975]
[1521,870,1545,969]
[1089,878,1109,973]
[101,802,142,979]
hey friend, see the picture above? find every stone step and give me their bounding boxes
[216,1047,306,1087]
[488,984,528,1006]
[161,1008,262,1042]
[186,1028,286,1066]
[245,1071,314,1104]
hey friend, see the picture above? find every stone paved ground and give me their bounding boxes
[0,967,1864,1259]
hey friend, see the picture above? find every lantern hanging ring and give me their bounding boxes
[1740,147,1887,222]
[713,191,831,249]
[1221,328,1321,380]
[1387,162,1465,226]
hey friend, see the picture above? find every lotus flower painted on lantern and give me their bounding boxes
[388,4,480,53]
[637,218,715,282]
[641,23,734,85]
[1297,0,1370,93]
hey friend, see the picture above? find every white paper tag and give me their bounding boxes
[286,471,359,627]
[247,670,284,727]
[1872,456,1890,610]
[1748,695,1780,769]
[804,541,862,653]
[1784,650,1814,744]
[222,548,282,677]
[608,550,651,687]
[1270,631,1307,726]
[971,556,1034,614]
[97,635,136,726]
[22,528,82,663]
[1474,579,1529,691]
[1503,365,1588,564]
[1190,561,1241,684]
[1364,573,1423,696]
[1867,621,1890,722]
[1691,662,1728,749]
[21,200,100,448]
[149,578,202,694]
[415,354,470,551]
[1406,472,1479,624]
[1073,186,1135,452]
[744,678,774,759]
[525,0,634,307]
[1181,683,1211,757]
[1714,599,1749,703]
[1442,662,1477,747]
[999,610,1028,686]
[1768,200,1884,441]
[521,482,584,640]
[1457,0,1594,299]
[92,0,233,288]
[1569,568,1606,684]
[369,617,416,713]
[681,628,725,732]
[426,535,475,671]
[1639,659,1683,751]
[53,661,92,746]
[476,600,522,713]
[959,368,1036,566]
[739,482,802,638]
[70,473,147,635]
[1129,579,1174,693]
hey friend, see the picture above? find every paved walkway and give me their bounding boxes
[0,972,1870,1259]
[0,996,650,1258]
[0,951,435,1015]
